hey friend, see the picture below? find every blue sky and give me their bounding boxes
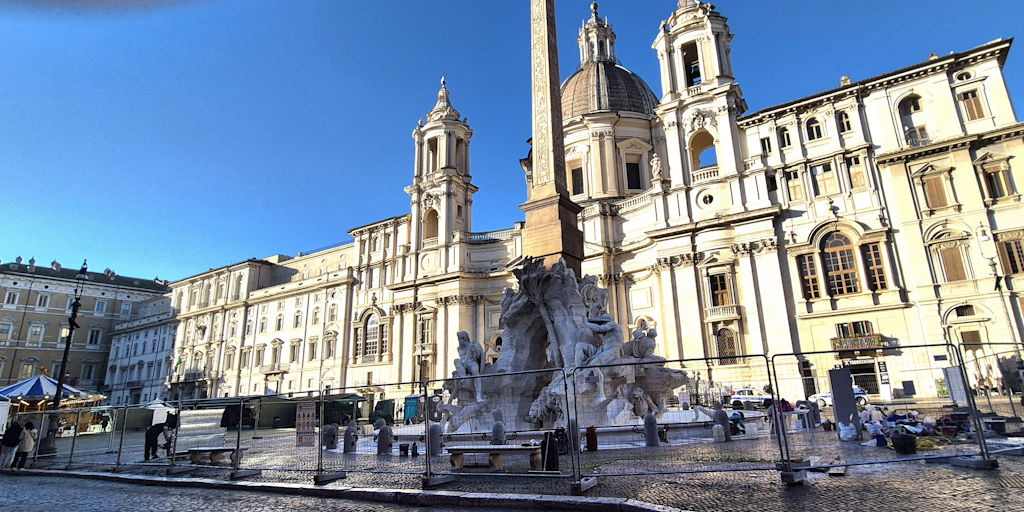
[1,0,1021,282]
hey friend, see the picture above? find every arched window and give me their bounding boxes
[898,95,928,146]
[234,275,244,300]
[690,130,716,170]
[930,232,969,282]
[716,328,737,365]
[175,292,183,310]
[293,311,302,328]
[364,315,379,357]
[423,210,439,245]
[312,307,321,324]
[778,127,791,148]
[822,233,860,296]
[259,318,267,333]
[837,111,852,133]
[328,304,338,322]
[371,236,381,252]
[275,315,284,331]
[805,118,823,140]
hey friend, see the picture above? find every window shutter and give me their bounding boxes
[939,247,967,282]
[923,177,947,208]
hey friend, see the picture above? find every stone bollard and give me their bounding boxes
[491,421,506,445]
[377,423,394,455]
[644,413,659,447]
[428,423,443,456]
[711,406,732,442]
[343,421,358,453]
[322,422,339,450]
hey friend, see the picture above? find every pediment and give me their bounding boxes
[615,137,653,152]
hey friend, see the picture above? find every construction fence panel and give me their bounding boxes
[62,405,123,470]
[108,405,166,468]
[24,410,76,469]
[316,380,426,486]
[959,342,1024,442]
[218,393,319,481]
[572,355,782,478]
[771,343,986,470]
[425,368,573,480]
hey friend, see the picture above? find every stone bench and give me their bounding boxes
[188,446,248,466]
[446,444,543,471]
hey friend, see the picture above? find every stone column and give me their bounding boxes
[521,0,583,275]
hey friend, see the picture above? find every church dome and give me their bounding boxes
[561,61,659,119]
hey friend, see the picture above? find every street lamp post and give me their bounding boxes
[37,260,89,456]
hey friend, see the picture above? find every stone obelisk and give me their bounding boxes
[521,0,584,276]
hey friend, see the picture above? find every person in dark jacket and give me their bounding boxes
[1,421,23,467]
[144,414,176,461]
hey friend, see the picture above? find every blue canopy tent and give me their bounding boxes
[0,375,86,400]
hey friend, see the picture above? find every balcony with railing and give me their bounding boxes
[261,362,288,374]
[704,304,740,322]
[831,334,884,352]
[691,165,719,184]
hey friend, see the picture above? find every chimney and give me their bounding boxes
[840,75,851,86]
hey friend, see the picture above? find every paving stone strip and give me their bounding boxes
[0,468,689,512]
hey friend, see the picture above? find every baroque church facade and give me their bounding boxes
[157,1,1023,406]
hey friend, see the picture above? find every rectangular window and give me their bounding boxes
[625,162,642,190]
[785,170,804,202]
[939,246,967,282]
[760,137,772,155]
[708,274,730,306]
[811,163,837,195]
[960,90,984,121]
[4,291,17,306]
[922,175,948,208]
[255,348,264,366]
[240,349,250,368]
[19,363,34,379]
[224,354,232,371]
[571,167,584,195]
[797,254,821,300]
[983,168,1011,200]
[0,322,12,341]
[36,295,50,309]
[295,297,303,307]
[999,239,1024,274]
[862,243,888,290]
[325,337,335,358]
[120,303,132,318]
[67,297,75,312]
[29,324,43,341]
[82,364,95,380]
[955,305,976,317]
[308,340,317,361]
[94,300,107,316]
[88,329,102,345]
[277,301,284,311]
[846,156,866,189]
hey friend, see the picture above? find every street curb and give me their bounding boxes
[0,468,689,512]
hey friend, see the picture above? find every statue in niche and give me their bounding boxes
[650,153,663,180]
[454,331,485,402]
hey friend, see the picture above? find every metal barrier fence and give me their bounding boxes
[5,343,1020,486]
[316,380,427,486]
[570,354,784,481]
[424,368,574,482]
[770,343,991,470]
[960,342,1024,425]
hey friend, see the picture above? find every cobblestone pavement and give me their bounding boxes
[16,409,1024,511]
[0,475,523,512]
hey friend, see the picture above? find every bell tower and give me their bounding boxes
[407,78,477,251]
[653,0,748,210]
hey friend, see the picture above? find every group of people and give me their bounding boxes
[1,420,39,469]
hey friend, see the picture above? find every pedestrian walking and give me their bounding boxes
[1,420,23,467]
[12,421,38,469]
